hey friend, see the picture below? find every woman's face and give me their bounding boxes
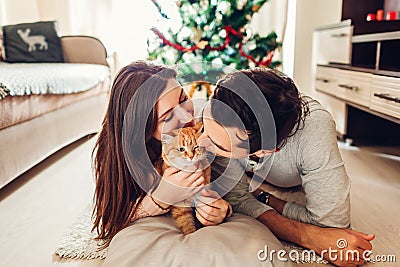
[153,78,194,140]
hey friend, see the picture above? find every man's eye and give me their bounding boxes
[178,147,185,152]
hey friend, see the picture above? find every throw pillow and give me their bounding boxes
[2,21,64,63]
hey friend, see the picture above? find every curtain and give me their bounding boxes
[35,0,162,67]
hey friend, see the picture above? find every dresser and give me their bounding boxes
[312,2,400,145]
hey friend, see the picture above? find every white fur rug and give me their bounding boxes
[55,205,107,260]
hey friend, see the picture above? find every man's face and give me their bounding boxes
[197,104,251,159]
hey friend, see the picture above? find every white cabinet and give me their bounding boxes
[370,75,400,119]
[312,21,354,137]
[315,66,338,96]
[335,69,372,107]
[315,64,400,121]
[313,21,353,65]
[312,18,400,144]
[314,66,348,136]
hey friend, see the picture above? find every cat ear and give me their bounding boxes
[192,122,203,133]
[161,133,175,144]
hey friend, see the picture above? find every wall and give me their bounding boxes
[292,0,342,95]
[250,0,293,75]
[1,0,343,85]
[36,0,72,34]
[0,0,40,25]
[250,0,342,96]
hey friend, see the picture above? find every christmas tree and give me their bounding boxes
[147,0,282,84]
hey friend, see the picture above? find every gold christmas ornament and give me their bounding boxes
[196,40,209,49]
[252,4,261,12]
[193,27,203,42]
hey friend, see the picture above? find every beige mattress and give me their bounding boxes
[0,82,109,130]
[103,214,293,267]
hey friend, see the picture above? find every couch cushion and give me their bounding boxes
[2,21,64,63]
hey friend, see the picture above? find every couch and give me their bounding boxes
[0,35,112,189]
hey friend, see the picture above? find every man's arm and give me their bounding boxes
[212,154,374,266]
[258,209,375,267]
[279,110,351,228]
[212,156,273,218]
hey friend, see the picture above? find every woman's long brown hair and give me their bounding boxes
[92,61,176,248]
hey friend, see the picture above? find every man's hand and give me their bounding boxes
[195,189,232,226]
[257,210,374,267]
[305,227,375,267]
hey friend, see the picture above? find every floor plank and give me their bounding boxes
[0,137,399,267]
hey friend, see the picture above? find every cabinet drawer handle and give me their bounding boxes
[338,84,358,91]
[316,78,329,83]
[331,33,349,38]
[373,93,400,103]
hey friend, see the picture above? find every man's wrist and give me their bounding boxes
[256,191,270,205]
[268,195,286,214]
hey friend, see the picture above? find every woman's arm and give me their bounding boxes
[131,194,170,222]
[132,166,204,221]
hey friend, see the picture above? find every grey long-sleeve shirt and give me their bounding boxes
[211,99,351,228]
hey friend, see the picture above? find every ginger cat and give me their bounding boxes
[155,123,211,235]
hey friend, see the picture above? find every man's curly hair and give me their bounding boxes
[211,68,309,153]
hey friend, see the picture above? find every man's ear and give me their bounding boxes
[252,149,274,158]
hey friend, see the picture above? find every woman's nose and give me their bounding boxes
[175,106,193,124]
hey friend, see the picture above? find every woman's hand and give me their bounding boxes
[152,167,205,207]
[195,189,232,226]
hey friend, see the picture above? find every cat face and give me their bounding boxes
[161,123,204,170]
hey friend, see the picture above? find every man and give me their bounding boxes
[198,68,375,266]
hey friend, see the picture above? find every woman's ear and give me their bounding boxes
[161,133,175,144]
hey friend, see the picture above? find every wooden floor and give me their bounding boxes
[0,136,399,267]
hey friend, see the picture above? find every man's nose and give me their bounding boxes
[197,134,215,153]
[197,132,207,146]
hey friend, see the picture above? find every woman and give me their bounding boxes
[92,61,230,247]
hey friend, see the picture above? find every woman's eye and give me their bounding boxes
[179,95,188,104]
[178,147,185,152]
[194,145,199,150]
[165,113,173,122]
